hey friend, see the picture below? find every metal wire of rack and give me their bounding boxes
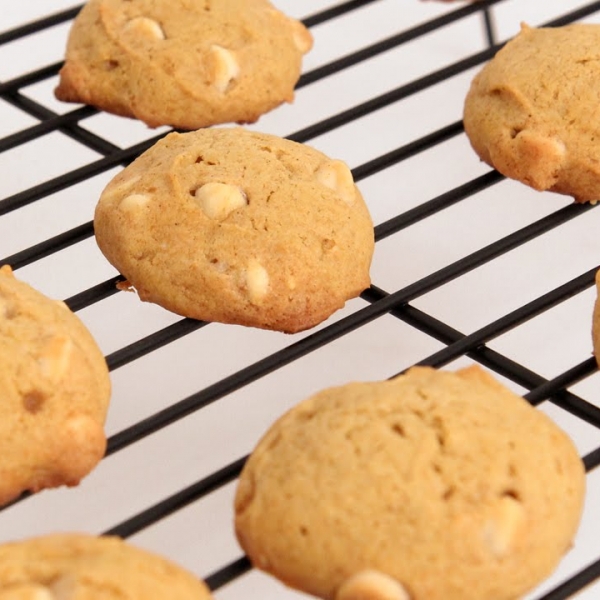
[1,1,600,599]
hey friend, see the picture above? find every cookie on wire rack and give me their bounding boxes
[54,0,313,129]
[234,365,585,600]
[0,265,110,506]
[0,533,213,599]
[94,127,374,333]
[464,23,600,203]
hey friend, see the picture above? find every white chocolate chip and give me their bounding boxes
[290,20,313,54]
[0,584,55,600]
[246,260,269,305]
[483,495,525,557]
[210,45,240,92]
[336,571,411,600]
[38,334,73,384]
[119,193,151,212]
[286,275,297,290]
[315,160,356,205]
[123,16,165,40]
[194,182,247,220]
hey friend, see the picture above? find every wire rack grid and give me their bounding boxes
[1,1,600,599]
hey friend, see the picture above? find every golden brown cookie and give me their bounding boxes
[94,128,374,333]
[55,0,312,129]
[463,23,600,203]
[0,265,110,506]
[0,533,213,599]
[234,365,586,600]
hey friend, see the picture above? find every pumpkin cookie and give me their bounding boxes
[234,365,585,600]
[0,265,110,506]
[464,23,600,202]
[0,533,212,599]
[94,128,374,333]
[55,0,312,129]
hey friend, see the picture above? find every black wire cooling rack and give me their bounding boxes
[1,1,600,598]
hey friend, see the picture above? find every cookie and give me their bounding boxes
[0,265,110,506]
[55,0,312,129]
[463,23,600,203]
[234,365,585,600]
[93,127,374,333]
[0,533,213,599]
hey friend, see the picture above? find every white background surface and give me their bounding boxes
[1,1,600,599]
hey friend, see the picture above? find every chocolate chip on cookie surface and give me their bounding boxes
[464,23,600,202]
[234,365,585,600]
[55,0,312,129]
[0,266,110,506]
[0,533,213,599]
[94,128,374,333]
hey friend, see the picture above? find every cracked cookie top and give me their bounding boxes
[55,0,312,129]
[93,127,374,333]
[464,23,600,202]
[234,365,585,600]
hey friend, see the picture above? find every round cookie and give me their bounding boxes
[463,23,600,203]
[94,128,374,333]
[0,533,213,599]
[55,0,312,129]
[234,365,586,600]
[0,265,110,506]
